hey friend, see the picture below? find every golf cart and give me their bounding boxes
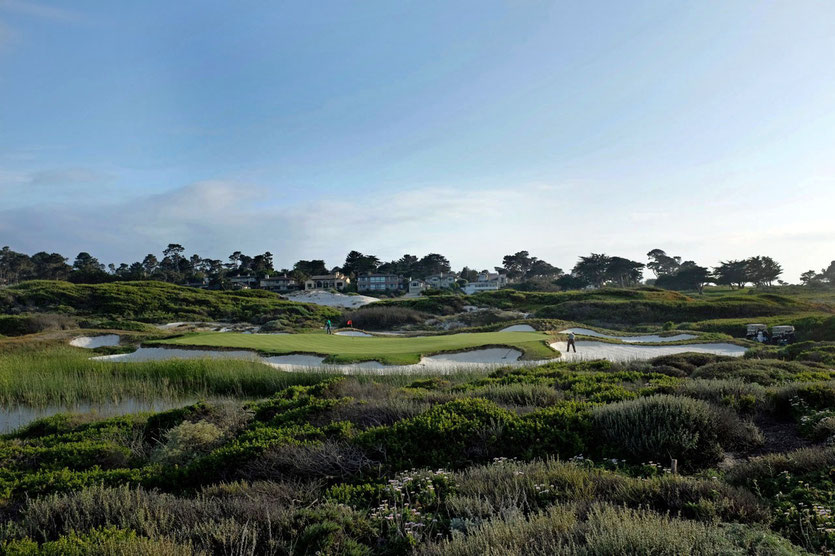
[746,324,768,342]
[771,325,796,346]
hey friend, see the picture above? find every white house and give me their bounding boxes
[304,272,350,291]
[229,276,258,289]
[425,273,458,289]
[462,271,508,295]
[260,274,298,292]
[408,279,428,295]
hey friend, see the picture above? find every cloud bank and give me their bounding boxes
[1,179,833,281]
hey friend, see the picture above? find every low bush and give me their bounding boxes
[668,379,766,413]
[447,457,768,524]
[505,403,591,460]
[151,420,225,465]
[649,352,729,374]
[771,381,835,418]
[243,439,373,481]
[726,446,835,486]
[342,306,429,329]
[1,526,195,556]
[691,360,831,385]
[726,446,835,552]
[0,313,77,336]
[592,395,757,468]
[421,503,797,555]
[356,398,517,469]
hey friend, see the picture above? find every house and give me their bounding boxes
[425,273,458,289]
[184,277,209,289]
[462,271,508,295]
[407,279,428,296]
[229,276,258,289]
[356,273,404,292]
[304,272,350,291]
[260,274,298,292]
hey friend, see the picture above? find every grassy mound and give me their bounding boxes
[0,280,340,329]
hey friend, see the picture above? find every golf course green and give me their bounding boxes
[153,330,558,365]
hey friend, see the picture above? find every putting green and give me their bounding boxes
[154,331,558,365]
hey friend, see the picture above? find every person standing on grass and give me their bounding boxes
[566,331,577,352]
[326,319,332,334]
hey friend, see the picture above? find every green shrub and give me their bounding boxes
[356,399,516,469]
[1,526,194,556]
[592,395,754,468]
[447,457,768,525]
[771,382,835,418]
[727,446,835,486]
[505,403,591,459]
[151,420,225,465]
[649,352,727,374]
[0,314,77,336]
[669,379,766,413]
[342,306,429,329]
[691,360,831,385]
[421,503,799,555]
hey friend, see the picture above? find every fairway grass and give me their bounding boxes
[153,330,558,364]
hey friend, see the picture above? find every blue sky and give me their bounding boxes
[1,1,834,280]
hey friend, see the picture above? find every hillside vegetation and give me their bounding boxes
[0,280,340,330]
[0,348,833,553]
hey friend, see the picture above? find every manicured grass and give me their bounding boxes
[154,330,558,364]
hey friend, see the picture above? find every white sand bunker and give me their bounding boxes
[92,346,535,373]
[70,335,120,349]
[422,348,522,365]
[559,327,697,343]
[551,341,745,362]
[335,330,373,337]
[284,290,378,308]
[499,324,536,333]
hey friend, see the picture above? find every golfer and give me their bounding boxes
[566,331,577,352]
[325,319,332,334]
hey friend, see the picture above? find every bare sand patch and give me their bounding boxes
[499,324,536,332]
[70,335,120,349]
[284,291,378,308]
[559,327,697,343]
[551,340,745,362]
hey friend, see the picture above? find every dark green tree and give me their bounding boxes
[713,260,750,289]
[572,253,611,288]
[646,249,681,277]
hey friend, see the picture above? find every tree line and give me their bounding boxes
[0,245,457,289]
[0,244,826,293]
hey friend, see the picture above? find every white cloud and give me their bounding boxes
[0,179,831,281]
[0,0,82,22]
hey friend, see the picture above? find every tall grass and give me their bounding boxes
[0,346,489,407]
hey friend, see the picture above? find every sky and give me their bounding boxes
[1,1,834,281]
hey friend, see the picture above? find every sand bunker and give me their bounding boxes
[499,324,536,333]
[70,335,120,349]
[423,348,522,365]
[92,346,533,372]
[551,340,745,362]
[335,330,373,337]
[156,322,262,333]
[559,327,697,343]
[284,290,378,308]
